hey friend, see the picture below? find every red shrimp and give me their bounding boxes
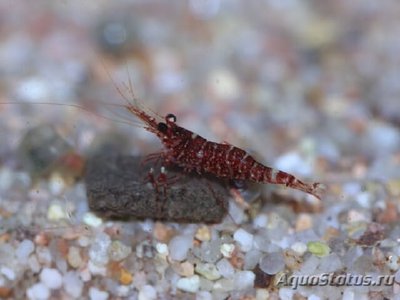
[124,104,323,200]
[2,82,322,200]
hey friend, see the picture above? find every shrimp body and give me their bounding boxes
[126,104,322,200]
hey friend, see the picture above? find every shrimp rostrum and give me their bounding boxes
[125,102,323,200]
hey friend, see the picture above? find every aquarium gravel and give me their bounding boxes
[1,1,400,299]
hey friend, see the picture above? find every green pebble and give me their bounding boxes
[307,241,330,257]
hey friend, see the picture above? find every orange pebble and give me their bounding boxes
[119,268,133,285]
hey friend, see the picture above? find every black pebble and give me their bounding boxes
[85,155,229,223]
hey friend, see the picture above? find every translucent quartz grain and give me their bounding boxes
[16,239,35,261]
[259,252,285,275]
[168,235,193,261]
[233,228,254,252]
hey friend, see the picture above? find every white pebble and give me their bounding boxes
[366,122,400,156]
[79,268,92,282]
[220,243,235,258]
[213,278,234,292]
[108,240,132,261]
[256,289,270,300]
[308,294,322,300]
[36,247,52,265]
[83,212,103,227]
[88,259,107,276]
[279,288,295,300]
[0,168,13,191]
[207,69,240,101]
[299,255,320,275]
[67,246,83,269]
[77,236,91,247]
[233,228,254,252]
[253,234,274,252]
[197,291,213,300]
[115,285,130,297]
[195,263,221,280]
[244,249,263,270]
[134,271,149,289]
[168,235,193,261]
[27,282,50,300]
[140,219,154,233]
[319,253,343,273]
[228,200,246,224]
[29,255,41,273]
[216,258,234,278]
[63,271,83,298]
[233,271,255,290]
[253,214,268,228]
[89,287,109,300]
[199,277,213,291]
[275,152,311,176]
[260,252,285,275]
[1,266,16,280]
[347,209,369,223]
[156,243,169,256]
[291,242,307,256]
[48,174,67,195]
[0,244,14,265]
[355,192,372,208]
[40,268,63,289]
[176,275,200,293]
[16,239,35,260]
[47,203,67,221]
[138,285,157,300]
[89,233,111,266]
[198,240,222,263]
[343,182,362,196]
[55,258,67,274]
[342,288,355,300]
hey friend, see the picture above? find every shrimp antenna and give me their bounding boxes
[0,101,140,128]
[100,59,163,124]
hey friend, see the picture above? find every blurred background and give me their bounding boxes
[1,0,400,181]
[1,1,400,299]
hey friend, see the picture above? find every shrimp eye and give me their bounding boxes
[166,113,176,123]
[157,122,168,133]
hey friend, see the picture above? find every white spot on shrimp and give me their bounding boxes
[191,133,198,139]
[271,168,279,182]
[197,150,204,158]
[249,161,257,178]
[225,145,234,160]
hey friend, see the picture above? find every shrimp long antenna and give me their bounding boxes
[100,60,163,123]
[0,101,140,128]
